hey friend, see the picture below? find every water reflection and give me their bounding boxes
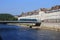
[0,24,60,40]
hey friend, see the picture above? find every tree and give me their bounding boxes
[0,13,18,21]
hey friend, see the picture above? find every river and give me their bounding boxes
[0,24,60,40]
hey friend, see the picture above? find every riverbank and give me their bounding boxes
[7,23,60,31]
[40,22,60,31]
[7,23,34,28]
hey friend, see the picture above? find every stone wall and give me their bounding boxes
[43,19,60,23]
[40,19,60,31]
[40,22,60,31]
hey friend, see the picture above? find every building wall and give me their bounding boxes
[40,11,60,23]
[39,11,60,20]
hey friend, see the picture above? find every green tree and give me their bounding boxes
[0,13,18,21]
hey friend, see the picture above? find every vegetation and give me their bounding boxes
[0,13,18,21]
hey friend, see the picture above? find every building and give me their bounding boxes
[18,9,60,23]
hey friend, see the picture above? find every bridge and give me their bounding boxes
[0,21,41,26]
[0,21,41,23]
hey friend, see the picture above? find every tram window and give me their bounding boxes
[20,19,37,21]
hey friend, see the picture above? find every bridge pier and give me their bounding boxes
[29,26,32,28]
[35,23,41,26]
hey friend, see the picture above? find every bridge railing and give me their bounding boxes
[0,21,41,23]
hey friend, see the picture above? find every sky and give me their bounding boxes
[0,0,60,15]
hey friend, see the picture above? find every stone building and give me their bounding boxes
[18,5,60,23]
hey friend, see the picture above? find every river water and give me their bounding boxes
[0,24,60,40]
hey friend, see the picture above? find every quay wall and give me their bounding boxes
[40,22,60,31]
